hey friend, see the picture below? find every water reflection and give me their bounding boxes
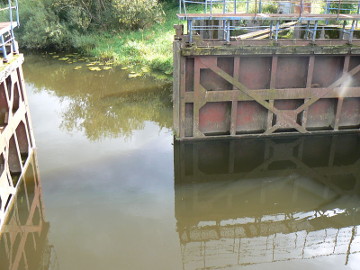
[174,135,360,269]
[0,153,55,270]
[22,54,172,140]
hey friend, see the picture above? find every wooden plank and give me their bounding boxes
[236,22,297,40]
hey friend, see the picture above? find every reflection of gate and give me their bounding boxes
[0,153,53,270]
[174,135,360,269]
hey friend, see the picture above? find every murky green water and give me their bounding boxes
[1,54,360,270]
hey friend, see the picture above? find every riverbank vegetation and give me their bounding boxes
[16,0,182,80]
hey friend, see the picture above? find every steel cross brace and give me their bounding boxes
[198,57,360,135]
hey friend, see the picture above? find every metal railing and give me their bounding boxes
[0,0,19,60]
[178,0,360,42]
[179,0,360,16]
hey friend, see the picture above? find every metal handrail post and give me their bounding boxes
[226,20,231,41]
[1,35,7,60]
[188,19,193,42]
[15,0,19,25]
[349,20,356,43]
[312,20,318,42]
[275,20,280,40]
[8,0,12,25]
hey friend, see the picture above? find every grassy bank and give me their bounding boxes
[65,3,182,82]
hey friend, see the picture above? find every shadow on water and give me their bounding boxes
[174,134,360,269]
[22,54,173,140]
[0,152,57,270]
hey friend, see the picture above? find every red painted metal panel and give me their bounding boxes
[349,56,360,87]
[276,56,308,89]
[312,56,344,87]
[238,57,271,89]
[200,57,234,91]
[306,99,336,129]
[185,103,194,137]
[236,101,267,132]
[199,102,231,134]
[185,58,194,92]
[339,98,360,127]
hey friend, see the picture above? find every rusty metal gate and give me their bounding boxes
[173,0,360,140]
[174,45,360,139]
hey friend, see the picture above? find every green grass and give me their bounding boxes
[82,3,184,82]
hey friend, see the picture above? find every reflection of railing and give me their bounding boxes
[0,0,19,60]
[174,134,360,269]
[0,153,54,270]
[178,0,360,42]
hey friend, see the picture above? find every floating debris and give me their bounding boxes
[89,67,101,71]
[58,57,69,61]
[121,67,128,70]
[74,66,82,70]
[128,73,141,78]
[141,67,150,73]
[52,55,60,58]
[86,63,96,66]
[103,66,112,70]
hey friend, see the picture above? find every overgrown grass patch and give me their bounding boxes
[87,3,182,81]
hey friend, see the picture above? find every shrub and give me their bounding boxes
[112,0,164,30]
[16,0,71,50]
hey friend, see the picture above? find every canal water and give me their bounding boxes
[1,54,360,269]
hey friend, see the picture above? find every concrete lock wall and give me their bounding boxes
[0,55,37,231]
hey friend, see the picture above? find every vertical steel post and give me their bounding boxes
[305,21,310,39]
[1,35,7,60]
[8,0,12,23]
[15,0,19,25]
[325,0,330,24]
[188,19,193,42]
[357,1,360,27]
[312,20,318,42]
[226,20,231,41]
[341,20,346,40]
[349,20,356,43]
[269,21,273,39]
[275,21,280,41]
